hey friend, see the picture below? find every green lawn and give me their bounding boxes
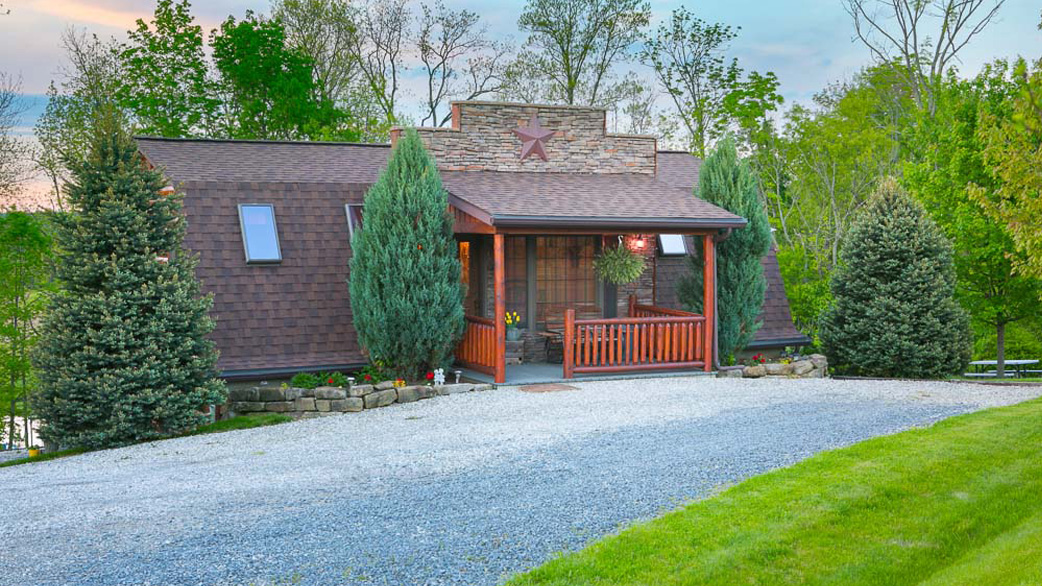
[507,398,1042,586]
[0,413,292,469]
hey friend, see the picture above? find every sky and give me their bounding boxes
[2,0,1042,134]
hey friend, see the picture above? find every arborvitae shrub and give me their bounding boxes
[820,178,971,378]
[33,122,225,449]
[677,137,771,359]
[349,128,464,379]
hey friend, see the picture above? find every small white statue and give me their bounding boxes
[433,368,446,386]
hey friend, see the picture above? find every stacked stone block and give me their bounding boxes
[227,382,494,418]
[402,101,657,175]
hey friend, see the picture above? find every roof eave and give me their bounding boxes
[490,214,748,231]
[746,335,813,349]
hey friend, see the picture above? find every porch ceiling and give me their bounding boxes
[440,171,747,231]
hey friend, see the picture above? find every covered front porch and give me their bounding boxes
[451,229,720,384]
[438,167,746,385]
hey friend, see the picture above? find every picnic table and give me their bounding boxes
[967,359,1040,378]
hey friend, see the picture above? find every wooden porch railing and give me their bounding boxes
[456,315,497,376]
[563,297,709,378]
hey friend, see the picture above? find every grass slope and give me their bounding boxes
[0,414,292,469]
[508,398,1042,586]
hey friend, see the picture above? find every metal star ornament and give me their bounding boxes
[512,114,555,161]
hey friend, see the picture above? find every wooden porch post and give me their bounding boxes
[493,233,506,384]
[628,294,637,318]
[563,309,575,379]
[702,234,716,372]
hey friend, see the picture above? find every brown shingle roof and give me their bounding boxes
[175,181,369,375]
[138,137,741,229]
[136,137,391,184]
[748,246,812,348]
[441,170,745,229]
[656,151,703,192]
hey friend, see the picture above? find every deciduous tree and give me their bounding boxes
[0,212,53,449]
[906,62,1042,376]
[511,0,650,107]
[351,0,412,124]
[117,0,219,137]
[211,12,340,140]
[418,1,509,127]
[974,56,1042,285]
[0,73,33,203]
[641,8,781,158]
[844,0,1006,114]
[34,29,125,205]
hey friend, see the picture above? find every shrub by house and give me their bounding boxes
[349,128,465,379]
[677,137,772,360]
[820,178,971,378]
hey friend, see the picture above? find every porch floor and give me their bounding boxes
[461,361,715,386]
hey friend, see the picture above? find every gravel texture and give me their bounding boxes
[1,377,1039,586]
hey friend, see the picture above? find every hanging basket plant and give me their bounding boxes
[594,240,645,284]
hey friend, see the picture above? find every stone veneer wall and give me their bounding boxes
[227,381,494,419]
[397,101,657,175]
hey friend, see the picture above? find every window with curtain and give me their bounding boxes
[535,236,599,328]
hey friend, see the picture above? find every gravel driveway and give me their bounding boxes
[2,377,1039,586]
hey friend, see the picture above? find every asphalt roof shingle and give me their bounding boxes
[137,137,743,229]
[136,137,391,184]
[440,170,744,228]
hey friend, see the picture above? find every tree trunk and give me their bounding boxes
[996,322,1006,378]
[7,400,14,450]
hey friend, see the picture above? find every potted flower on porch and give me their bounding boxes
[505,311,522,341]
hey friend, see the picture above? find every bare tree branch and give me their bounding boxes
[843,0,1006,114]
[418,1,509,127]
[351,0,411,124]
[0,73,35,204]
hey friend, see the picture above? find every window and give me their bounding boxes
[536,236,600,328]
[345,204,364,244]
[658,234,688,256]
[238,204,282,264]
[505,236,527,326]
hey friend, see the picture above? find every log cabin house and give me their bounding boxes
[136,101,808,384]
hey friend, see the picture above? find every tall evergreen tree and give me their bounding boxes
[821,178,971,378]
[677,137,771,360]
[33,118,224,449]
[349,129,464,379]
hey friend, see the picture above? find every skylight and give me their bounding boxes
[658,234,687,256]
[238,204,282,264]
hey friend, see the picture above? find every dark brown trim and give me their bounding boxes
[745,335,813,349]
[492,215,747,231]
[447,193,494,226]
[221,363,367,381]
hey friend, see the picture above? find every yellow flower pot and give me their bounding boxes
[28,448,41,458]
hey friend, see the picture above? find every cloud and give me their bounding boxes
[28,0,146,30]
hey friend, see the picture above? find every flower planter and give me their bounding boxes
[506,327,522,342]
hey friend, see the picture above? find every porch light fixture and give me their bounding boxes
[624,234,647,252]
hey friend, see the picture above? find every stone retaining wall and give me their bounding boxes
[719,354,829,379]
[227,382,494,419]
